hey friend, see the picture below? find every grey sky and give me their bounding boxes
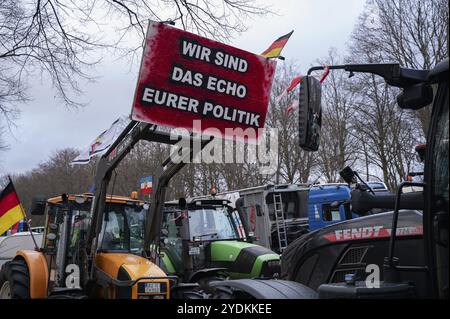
[0,0,366,175]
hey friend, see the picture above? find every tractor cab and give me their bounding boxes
[25,193,171,299]
[284,59,449,299]
[159,198,280,282]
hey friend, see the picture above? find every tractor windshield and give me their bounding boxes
[188,207,240,241]
[98,203,148,253]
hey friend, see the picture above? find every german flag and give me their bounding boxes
[0,180,26,235]
[261,30,294,59]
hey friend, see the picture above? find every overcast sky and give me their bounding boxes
[0,0,366,175]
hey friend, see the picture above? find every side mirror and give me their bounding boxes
[30,196,47,215]
[397,83,434,110]
[299,76,322,152]
[340,166,357,185]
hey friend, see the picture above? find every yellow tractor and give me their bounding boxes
[0,122,208,299]
[0,192,173,299]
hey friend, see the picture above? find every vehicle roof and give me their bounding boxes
[239,184,309,195]
[367,181,389,191]
[308,184,351,203]
[311,183,348,189]
[164,198,232,211]
[47,193,144,205]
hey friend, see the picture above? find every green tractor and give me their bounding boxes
[159,198,281,283]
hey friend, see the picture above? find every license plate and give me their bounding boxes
[189,246,200,255]
[144,282,161,293]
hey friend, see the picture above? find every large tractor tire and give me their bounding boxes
[209,279,318,299]
[280,235,311,281]
[0,260,30,299]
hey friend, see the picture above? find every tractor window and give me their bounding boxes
[124,206,147,254]
[322,204,342,222]
[98,203,148,252]
[69,209,91,255]
[99,211,126,251]
[188,208,239,241]
[161,212,184,274]
[266,191,307,221]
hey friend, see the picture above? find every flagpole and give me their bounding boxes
[8,176,39,251]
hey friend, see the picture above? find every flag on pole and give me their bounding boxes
[286,76,302,92]
[140,176,153,196]
[0,179,26,236]
[261,30,294,59]
[285,99,300,115]
[319,65,330,83]
[71,118,126,165]
[276,76,302,103]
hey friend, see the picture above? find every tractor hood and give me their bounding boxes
[312,210,422,245]
[284,210,422,252]
[95,253,166,280]
[281,210,423,279]
[208,241,280,278]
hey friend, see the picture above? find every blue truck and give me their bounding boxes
[308,182,391,231]
[308,184,355,231]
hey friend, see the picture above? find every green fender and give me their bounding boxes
[209,241,280,279]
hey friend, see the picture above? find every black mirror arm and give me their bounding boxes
[354,171,376,195]
[307,64,429,88]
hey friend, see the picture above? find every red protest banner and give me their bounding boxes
[131,21,277,140]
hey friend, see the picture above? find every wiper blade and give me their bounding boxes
[193,232,218,241]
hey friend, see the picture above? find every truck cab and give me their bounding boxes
[308,184,354,231]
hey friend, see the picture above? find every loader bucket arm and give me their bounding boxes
[86,121,205,257]
[87,120,152,254]
[307,64,429,88]
[144,134,213,254]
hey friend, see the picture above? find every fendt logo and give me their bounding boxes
[323,225,423,242]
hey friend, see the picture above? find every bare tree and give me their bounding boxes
[315,49,359,182]
[6,148,95,224]
[352,0,449,135]
[349,72,420,190]
[0,0,271,146]
[266,62,316,185]
[339,0,448,189]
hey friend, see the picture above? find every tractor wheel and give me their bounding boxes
[0,262,8,298]
[0,260,30,299]
[280,235,311,281]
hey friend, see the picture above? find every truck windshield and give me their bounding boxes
[188,207,239,241]
[99,203,147,253]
